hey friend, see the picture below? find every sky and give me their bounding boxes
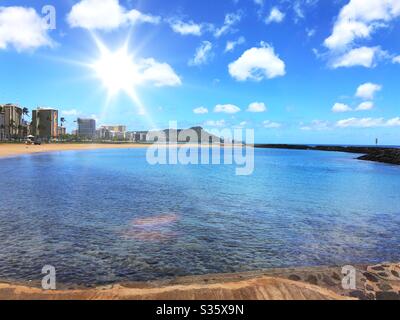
[0,0,399,144]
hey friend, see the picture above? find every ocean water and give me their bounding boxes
[0,148,399,286]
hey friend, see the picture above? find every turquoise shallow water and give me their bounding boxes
[0,148,399,286]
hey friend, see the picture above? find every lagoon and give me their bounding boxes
[0,148,399,286]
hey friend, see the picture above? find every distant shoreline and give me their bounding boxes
[0,143,149,159]
[0,142,242,159]
[1,143,399,166]
[254,144,400,166]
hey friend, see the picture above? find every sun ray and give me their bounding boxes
[86,33,156,130]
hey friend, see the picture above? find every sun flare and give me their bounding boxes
[91,43,140,96]
[86,35,157,128]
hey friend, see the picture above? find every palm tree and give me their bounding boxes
[9,120,16,140]
[18,125,24,141]
[0,124,4,141]
[60,117,66,127]
[22,107,29,121]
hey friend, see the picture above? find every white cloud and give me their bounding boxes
[225,36,245,53]
[214,12,242,38]
[356,101,374,111]
[138,58,181,87]
[62,109,80,116]
[265,7,285,24]
[293,1,305,21]
[204,119,226,127]
[263,120,281,128]
[214,104,241,114]
[233,121,248,129]
[331,46,384,68]
[254,0,264,6]
[355,82,382,100]
[392,55,400,64]
[324,0,400,51]
[189,41,213,66]
[332,103,352,113]
[228,42,286,81]
[386,117,400,126]
[300,120,330,131]
[336,117,400,128]
[306,28,316,37]
[0,6,53,52]
[168,19,203,36]
[67,0,160,31]
[193,107,208,114]
[247,102,267,113]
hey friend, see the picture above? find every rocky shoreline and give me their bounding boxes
[254,144,400,165]
[0,262,399,300]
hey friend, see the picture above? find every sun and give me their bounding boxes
[87,34,155,128]
[90,40,140,96]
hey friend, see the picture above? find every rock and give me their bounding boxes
[306,275,318,285]
[376,292,400,300]
[349,290,372,300]
[254,144,400,166]
[322,275,336,286]
[358,149,400,165]
[288,274,301,282]
[378,272,389,278]
[332,272,341,281]
[371,266,385,271]
[365,284,374,292]
[378,283,392,291]
[391,270,399,278]
[363,272,379,283]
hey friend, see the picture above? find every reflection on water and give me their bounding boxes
[0,148,400,286]
[122,214,179,242]
[132,214,179,226]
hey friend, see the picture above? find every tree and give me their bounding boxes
[18,125,24,141]
[0,124,4,141]
[9,120,16,140]
[22,107,29,121]
[60,117,66,127]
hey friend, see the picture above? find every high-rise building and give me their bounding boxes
[77,118,96,139]
[0,108,5,141]
[100,125,126,140]
[1,104,23,140]
[31,108,59,140]
[101,125,126,133]
[57,126,66,136]
[96,127,111,140]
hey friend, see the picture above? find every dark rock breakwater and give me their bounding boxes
[254,144,400,166]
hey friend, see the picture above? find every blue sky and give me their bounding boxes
[0,0,399,144]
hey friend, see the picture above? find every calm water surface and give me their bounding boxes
[0,148,399,286]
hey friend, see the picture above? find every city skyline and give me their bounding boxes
[0,0,399,144]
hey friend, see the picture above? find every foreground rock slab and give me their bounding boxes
[1,262,399,300]
[0,277,348,300]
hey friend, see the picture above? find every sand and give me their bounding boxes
[0,142,236,159]
[0,143,148,158]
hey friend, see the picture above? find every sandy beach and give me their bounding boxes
[1,262,399,300]
[0,142,235,159]
[0,143,149,158]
